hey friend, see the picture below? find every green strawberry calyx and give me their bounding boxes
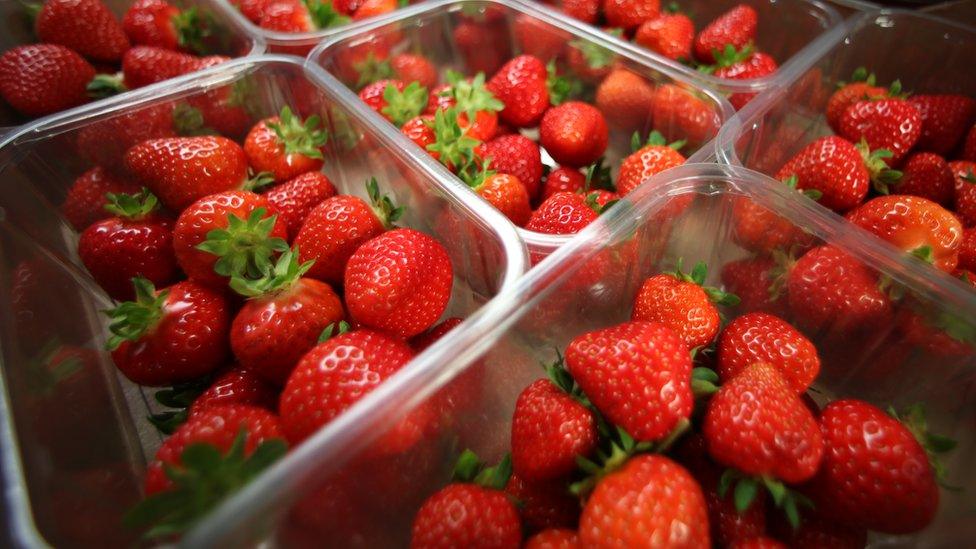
[583,193,618,215]
[452,449,512,490]
[318,320,351,343]
[690,366,720,396]
[631,130,686,153]
[104,277,169,351]
[855,139,903,194]
[889,404,959,489]
[782,174,822,201]
[196,207,290,281]
[698,43,754,75]
[768,247,799,302]
[667,259,741,307]
[242,169,276,192]
[20,1,42,23]
[583,158,615,192]
[124,429,288,538]
[446,70,504,122]
[267,106,328,161]
[305,0,351,30]
[87,73,129,99]
[427,107,481,171]
[381,81,429,128]
[173,103,219,137]
[366,177,404,229]
[458,159,497,192]
[229,247,314,298]
[569,29,622,70]
[172,7,213,56]
[354,52,395,90]
[148,376,215,435]
[837,66,877,88]
[718,468,814,530]
[104,188,161,220]
[546,61,583,107]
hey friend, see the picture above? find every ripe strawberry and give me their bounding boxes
[260,0,350,32]
[910,94,976,155]
[244,107,327,183]
[774,136,870,212]
[76,103,176,173]
[712,49,778,109]
[189,367,278,417]
[345,228,452,338]
[541,166,586,202]
[106,278,230,386]
[525,529,578,549]
[891,152,955,206]
[173,190,288,286]
[960,227,976,271]
[514,14,568,61]
[704,362,823,483]
[525,192,601,235]
[61,167,140,231]
[263,171,336,239]
[786,245,892,333]
[731,189,815,255]
[36,0,129,62]
[478,134,543,200]
[426,72,504,142]
[118,46,228,89]
[425,108,483,171]
[847,195,962,272]
[0,44,95,116]
[578,455,709,547]
[125,135,249,211]
[595,69,655,132]
[811,400,941,534]
[652,84,720,148]
[504,475,579,533]
[962,124,976,161]
[636,13,694,61]
[694,4,758,63]
[565,36,616,84]
[389,53,437,88]
[230,0,277,22]
[718,312,819,393]
[705,484,767,547]
[720,257,788,317]
[603,0,660,31]
[294,180,397,285]
[359,79,427,127]
[410,317,463,352]
[729,538,786,549]
[951,160,976,226]
[79,189,178,301]
[411,452,521,549]
[179,85,252,139]
[453,20,507,75]
[566,321,692,441]
[617,131,686,195]
[558,0,598,23]
[838,98,922,165]
[402,113,437,157]
[539,101,609,168]
[350,0,395,20]
[123,0,207,53]
[462,168,532,226]
[825,67,888,133]
[487,55,550,128]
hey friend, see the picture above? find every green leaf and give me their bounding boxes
[733,477,758,513]
[476,453,512,490]
[87,73,128,99]
[173,103,217,136]
[364,177,404,228]
[568,35,616,70]
[717,469,738,498]
[762,476,787,506]
[381,81,429,128]
[911,245,935,264]
[318,320,350,343]
[546,61,582,106]
[305,0,351,29]
[103,278,168,351]
[148,410,189,435]
[241,439,288,478]
[427,107,481,172]
[172,7,214,56]
[180,443,224,475]
[228,247,314,298]
[196,207,290,283]
[448,71,504,122]
[927,433,958,453]
[690,261,708,285]
[452,449,482,483]
[353,52,394,89]
[104,188,159,220]
[266,106,328,161]
[692,367,719,384]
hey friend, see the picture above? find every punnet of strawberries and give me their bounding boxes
[0,0,246,121]
[228,0,422,36]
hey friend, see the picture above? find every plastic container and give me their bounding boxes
[310,0,734,257]
[922,0,976,27]
[0,0,261,133]
[0,55,527,548]
[823,0,879,15]
[182,162,976,547]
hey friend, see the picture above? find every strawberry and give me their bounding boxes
[910,94,976,155]
[411,451,521,549]
[263,171,337,239]
[125,135,249,211]
[427,72,504,141]
[105,278,230,386]
[525,192,602,235]
[402,114,437,158]
[123,0,208,54]
[694,4,758,63]
[951,160,976,226]
[602,0,660,31]
[279,329,414,443]
[61,167,140,231]
[344,228,452,338]
[617,130,686,196]
[652,84,720,149]
[631,261,737,349]
[786,245,892,333]
[771,512,866,549]
[838,98,922,165]
[182,84,252,139]
[891,152,955,206]
[578,455,709,547]
[566,321,692,441]
[811,400,942,534]
[478,134,543,200]
[705,484,767,547]
[711,49,778,109]
[76,103,176,173]
[539,101,609,168]
[558,0,598,24]
[825,67,888,133]
[729,538,786,549]
[350,0,395,20]
[720,257,788,317]
[504,475,579,533]
[0,44,95,116]
[389,54,437,88]
[294,179,397,285]
[595,69,655,132]
[231,0,277,22]
[846,195,962,272]
[410,317,463,352]
[731,187,815,255]
[774,136,870,212]
[524,529,579,549]
[636,13,694,61]
[359,79,428,127]
[453,20,507,75]
[717,312,819,393]
[962,124,976,161]
[229,250,345,384]
[260,0,350,32]
[541,166,586,202]
[189,367,278,417]
[173,190,289,286]
[36,0,129,63]
[426,108,483,171]
[461,165,532,226]
[487,55,550,128]
[960,227,976,271]
[244,107,327,183]
[514,14,569,61]
[79,189,178,301]
[119,46,229,89]
[565,36,616,84]
[704,362,823,483]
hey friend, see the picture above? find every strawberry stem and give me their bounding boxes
[365,177,403,229]
[173,103,217,137]
[451,449,512,490]
[228,247,314,298]
[890,404,959,488]
[354,52,394,90]
[446,70,504,122]
[172,7,212,56]
[427,107,482,171]
[267,106,327,161]
[87,73,128,99]
[546,61,582,106]
[569,30,620,70]
[631,130,686,153]
[381,81,428,128]
[305,0,351,29]
[196,207,290,281]
[104,278,169,350]
[317,320,350,343]
[104,188,160,220]
[667,259,741,307]
[855,138,903,193]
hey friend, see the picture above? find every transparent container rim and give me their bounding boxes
[182,162,976,547]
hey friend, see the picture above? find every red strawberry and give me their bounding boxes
[892,152,955,206]
[478,134,543,200]
[846,195,962,272]
[410,317,463,352]
[720,257,788,316]
[231,0,277,22]
[181,85,252,139]
[811,400,941,534]
[402,114,437,158]
[838,98,922,165]
[558,0,598,23]
[774,136,869,212]
[106,278,230,386]
[731,190,815,255]
[359,79,428,127]
[694,4,758,63]
[173,190,288,286]
[539,101,609,168]
[426,72,504,142]
[345,228,452,338]
[76,103,176,173]
[910,94,976,155]
[259,0,313,32]
[603,0,660,31]
[566,321,692,441]
[120,46,229,89]
[524,529,579,549]
[189,367,278,417]
[504,475,579,533]
[525,191,601,235]
[652,84,720,149]
[244,107,327,183]
[514,14,568,61]
[36,0,129,62]
[729,538,786,549]
[0,44,95,116]
[61,167,140,231]
[125,135,249,211]
[717,312,819,393]
[389,53,437,88]
[79,189,178,301]
[541,167,586,202]
[578,455,709,547]
[635,13,694,61]
[263,171,337,239]
[463,169,532,226]
[704,362,823,483]
[825,67,888,133]
[706,485,767,547]
[617,131,686,195]
[351,0,395,20]
[712,50,778,109]
[453,20,507,75]
[230,250,345,384]
[594,69,656,132]
[487,55,550,128]
[959,227,976,271]
[962,124,976,161]
[951,160,976,226]
[123,0,206,53]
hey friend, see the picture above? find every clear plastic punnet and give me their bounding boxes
[182,162,976,547]
[0,55,527,547]
[310,0,734,257]
[0,0,261,132]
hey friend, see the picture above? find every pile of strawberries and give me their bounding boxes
[407,262,954,548]
[0,0,230,119]
[229,0,403,35]
[63,103,459,535]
